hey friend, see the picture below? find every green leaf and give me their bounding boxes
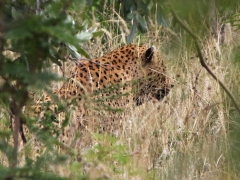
[127,19,137,44]
[127,12,134,20]
[5,26,33,40]
[66,44,81,58]
[156,5,169,27]
[136,14,147,32]
[147,2,153,11]
[77,47,90,59]
[76,31,93,41]
[92,30,104,37]
[11,7,22,20]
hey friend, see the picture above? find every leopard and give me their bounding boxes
[57,44,173,105]
[28,44,173,151]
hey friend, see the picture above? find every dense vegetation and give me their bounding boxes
[0,0,240,179]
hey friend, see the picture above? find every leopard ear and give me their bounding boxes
[145,46,155,62]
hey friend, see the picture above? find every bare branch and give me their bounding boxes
[171,10,240,115]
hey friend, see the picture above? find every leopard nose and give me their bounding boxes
[156,88,171,100]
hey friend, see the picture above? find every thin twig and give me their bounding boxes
[171,10,240,115]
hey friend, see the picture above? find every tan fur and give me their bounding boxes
[32,44,173,149]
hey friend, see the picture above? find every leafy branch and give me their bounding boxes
[171,10,240,115]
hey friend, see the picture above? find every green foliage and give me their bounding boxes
[118,0,240,43]
[0,153,68,180]
[227,13,240,64]
[87,134,129,165]
[0,0,103,179]
[84,134,130,177]
[120,0,169,43]
[0,0,240,179]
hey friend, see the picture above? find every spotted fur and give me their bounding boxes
[32,44,173,149]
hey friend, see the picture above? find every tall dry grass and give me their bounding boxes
[54,25,239,179]
[73,19,240,179]
[1,6,240,180]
